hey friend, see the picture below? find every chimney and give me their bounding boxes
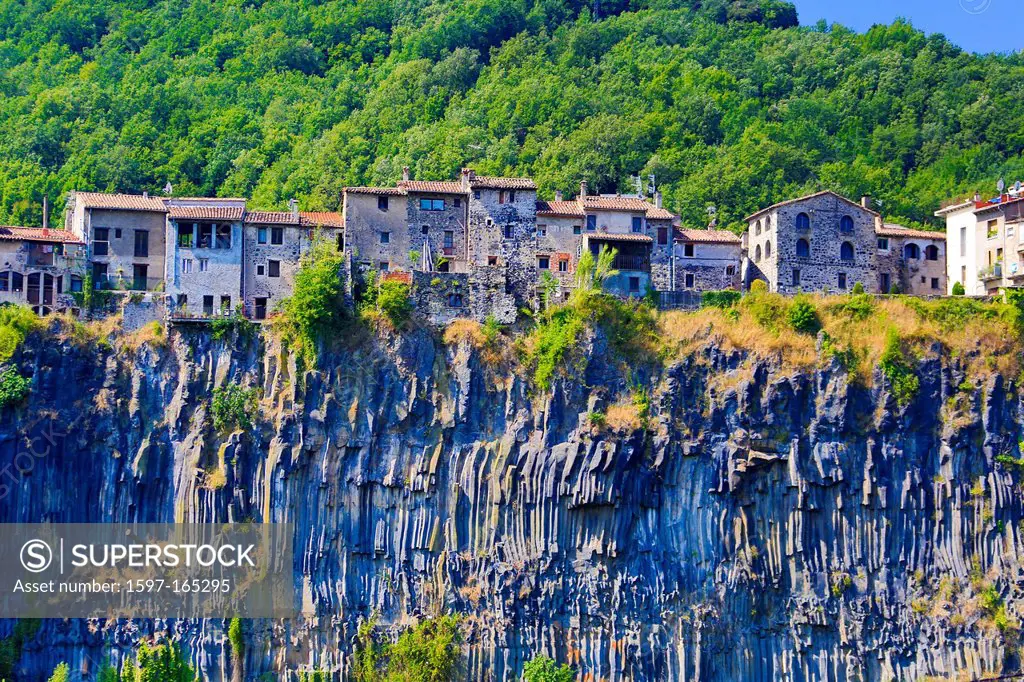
[143,191,149,199]
[555,190,563,202]
[460,168,471,191]
[974,191,982,203]
[655,192,663,209]
[579,180,588,199]
[402,166,410,182]
[42,197,49,230]
[288,198,299,219]
[861,195,871,209]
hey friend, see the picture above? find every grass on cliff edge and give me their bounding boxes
[660,285,1024,389]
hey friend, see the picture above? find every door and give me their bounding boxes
[133,264,148,291]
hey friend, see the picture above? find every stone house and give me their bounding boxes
[64,192,168,291]
[937,190,1024,295]
[673,229,742,291]
[164,198,247,316]
[0,226,85,315]
[875,223,946,296]
[534,194,584,303]
[242,208,344,320]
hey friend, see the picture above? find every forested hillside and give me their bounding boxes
[0,0,1022,232]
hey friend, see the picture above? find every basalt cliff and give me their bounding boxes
[1,320,1022,682]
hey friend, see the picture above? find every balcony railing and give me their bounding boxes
[611,254,650,272]
[978,263,1003,281]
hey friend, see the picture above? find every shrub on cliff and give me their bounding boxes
[281,237,347,363]
[951,281,965,296]
[0,304,41,362]
[0,367,29,408]
[211,384,259,432]
[523,656,574,682]
[787,295,820,335]
[352,615,461,682]
[879,329,919,407]
[121,643,195,682]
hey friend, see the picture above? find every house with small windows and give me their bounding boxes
[0,225,85,315]
[64,191,168,292]
[875,223,946,295]
[937,188,1024,295]
[674,229,742,292]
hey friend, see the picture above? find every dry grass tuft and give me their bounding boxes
[605,400,642,431]
[119,321,168,353]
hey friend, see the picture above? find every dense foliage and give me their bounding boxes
[351,615,462,681]
[0,0,1021,231]
[522,656,575,682]
[211,383,258,431]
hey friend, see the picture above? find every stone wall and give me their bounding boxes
[467,188,538,308]
[876,235,947,296]
[673,241,742,291]
[344,192,410,271]
[166,220,244,314]
[406,192,469,272]
[83,208,167,291]
[121,294,167,331]
[411,267,517,325]
[648,218,675,290]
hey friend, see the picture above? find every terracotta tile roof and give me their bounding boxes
[74,192,168,212]
[586,232,654,243]
[536,200,584,217]
[744,190,880,221]
[398,180,464,194]
[876,223,946,240]
[300,212,344,228]
[677,228,742,244]
[0,226,84,244]
[470,176,537,190]
[582,196,675,219]
[245,211,299,225]
[345,187,408,196]
[167,205,245,221]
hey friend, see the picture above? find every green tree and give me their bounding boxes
[522,655,574,682]
[47,662,70,682]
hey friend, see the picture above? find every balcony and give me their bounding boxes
[611,254,650,272]
[978,263,1003,282]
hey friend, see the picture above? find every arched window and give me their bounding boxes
[904,243,920,259]
[840,215,854,233]
[796,238,810,258]
[754,244,762,262]
[755,220,762,236]
[765,241,772,258]
[796,213,810,230]
[925,244,939,261]
[840,241,854,261]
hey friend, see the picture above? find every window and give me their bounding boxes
[444,230,454,249]
[796,213,810,230]
[628,276,640,293]
[838,272,847,290]
[573,225,582,235]
[504,225,513,239]
[840,241,854,261]
[254,297,268,320]
[380,231,390,244]
[880,273,891,293]
[198,224,213,248]
[337,233,344,252]
[257,264,265,276]
[538,224,547,237]
[657,227,669,245]
[726,265,735,276]
[220,296,231,313]
[586,215,597,231]
[271,227,284,245]
[268,260,281,277]
[796,238,810,258]
[488,256,498,266]
[904,243,920,259]
[454,197,461,208]
[685,273,695,289]
[257,227,268,244]
[473,190,481,200]
[840,215,854,233]
[509,190,516,203]
[378,196,389,211]
[93,228,109,256]
[498,191,505,204]
[70,275,82,293]
[91,264,106,290]
[178,224,193,247]
[792,269,801,286]
[961,265,966,285]
[421,225,429,235]
[764,241,771,258]
[755,220,762,236]
[1009,225,1016,238]
[419,198,445,211]
[684,244,695,258]
[181,258,193,274]
[379,261,389,272]
[0,272,8,292]
[960,227,967,257]
[931,277,940,290]
[134,230,149,257]
[538,256,550,270]
[877,237,889,251]
[559,260,568,272]
[199,259,209,272]
[925,244,939,261]
[754,244,762,262]
[988,219,999,238]
[448,292,464,307]
[203,295,214,315]
[215,224,231,249]
[632,217,643,233]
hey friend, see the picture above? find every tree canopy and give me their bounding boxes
[0,0,1021,232]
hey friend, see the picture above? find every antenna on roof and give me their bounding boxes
[648,174,656,197]
[706,204,717,229]
[998,177,1006,194]
[163,182,173,196]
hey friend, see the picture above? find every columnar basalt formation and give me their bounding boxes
[0,324,1022,681]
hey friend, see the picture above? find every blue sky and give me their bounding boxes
[790,0,1019,54]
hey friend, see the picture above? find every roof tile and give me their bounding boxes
[398,180,464,194]
[167,206,245,221]
[75,192,168,212]
[300,212,344,228]
[0,226,84,244]
[876,223,946,240]
[345,187,408,196]
[536,200,584,217]
[245,211,299,225]
[677,229,742,244]
[470,176,537,190]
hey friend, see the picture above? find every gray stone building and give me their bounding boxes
[64,192,168,291]
[674,229,742,291]
[164,198,247,316]
[0,225,86,315]
[242,208,344,320]
[875,223,946,296]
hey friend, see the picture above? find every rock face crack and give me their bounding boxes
[1,327,1023,682]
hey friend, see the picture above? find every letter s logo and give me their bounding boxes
[20,539,52,573]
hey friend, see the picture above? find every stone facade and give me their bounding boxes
[0,227,86,315]
[674,229,742,291]
[410,268,517,326]
[875,224,947,296]
[64,191,168,292]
